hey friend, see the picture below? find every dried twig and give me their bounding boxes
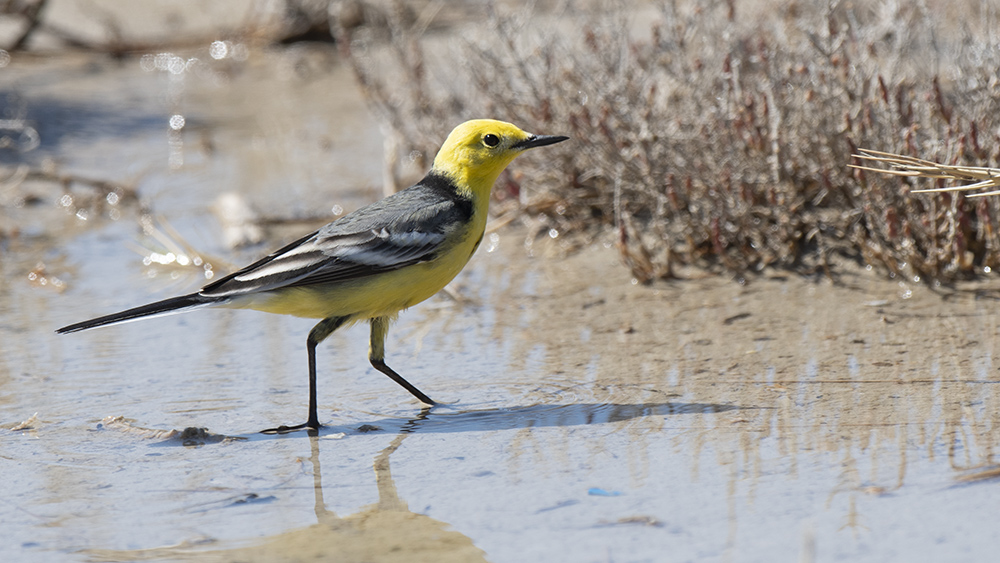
[852,149,1000,197]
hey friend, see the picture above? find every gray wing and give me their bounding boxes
[199,186,470,299]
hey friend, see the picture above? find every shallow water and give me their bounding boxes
[3,36,1000,563]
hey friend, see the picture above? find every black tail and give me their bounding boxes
[56,293,214,334]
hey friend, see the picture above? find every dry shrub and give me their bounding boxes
[338,0,1000,283]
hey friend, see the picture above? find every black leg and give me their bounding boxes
[369,316,436,405]
[262,316,349,434]
[370,358,436,405]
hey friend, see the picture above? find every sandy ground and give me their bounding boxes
[3,3,1000,562]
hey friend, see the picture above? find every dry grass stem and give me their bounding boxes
[852,150,1000,197]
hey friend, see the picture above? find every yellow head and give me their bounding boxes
[431,119,567,195]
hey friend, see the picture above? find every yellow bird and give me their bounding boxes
[57,119,567,433]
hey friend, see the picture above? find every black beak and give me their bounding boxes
[513,134,569,150]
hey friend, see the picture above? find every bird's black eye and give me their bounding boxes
[483,133,500,148]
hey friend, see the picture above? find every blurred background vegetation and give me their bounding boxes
[4,0,1000,284]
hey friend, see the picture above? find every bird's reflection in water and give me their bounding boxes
[83,409,487,563]
[216,408,486,562]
